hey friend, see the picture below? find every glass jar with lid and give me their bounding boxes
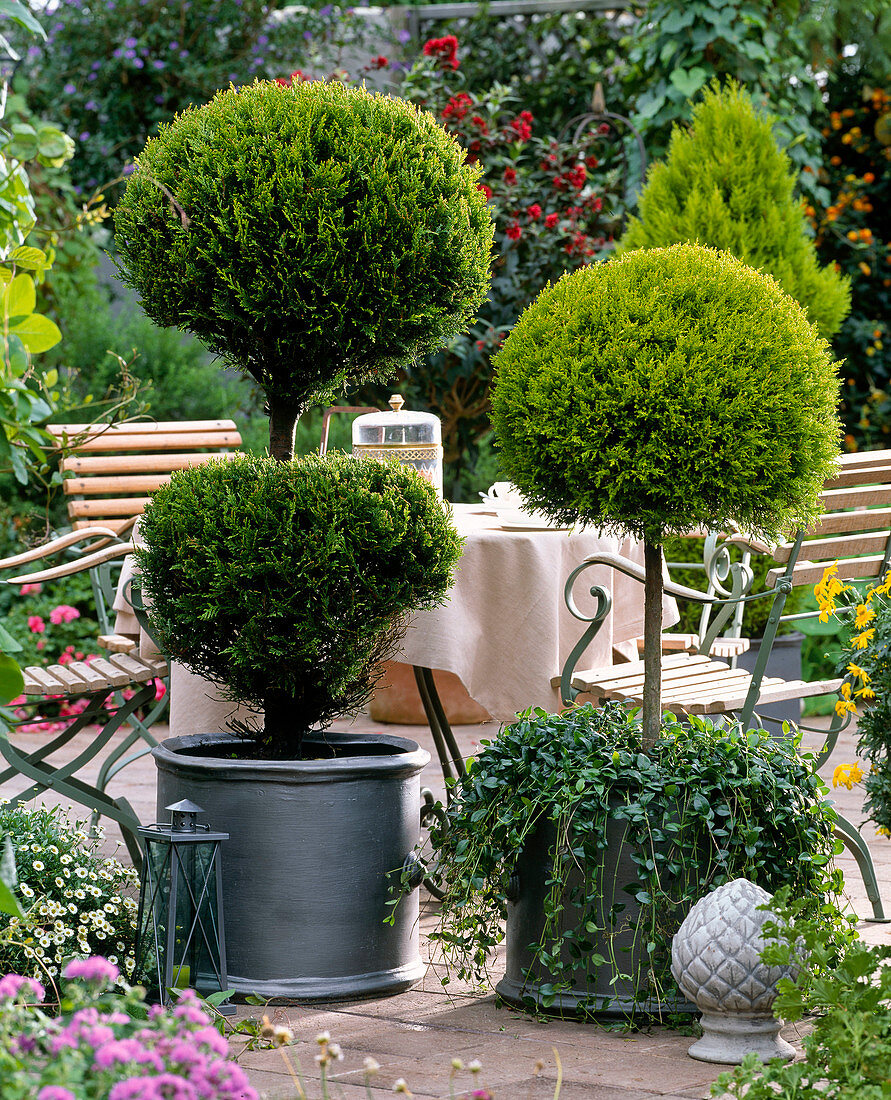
[352,395,443,499]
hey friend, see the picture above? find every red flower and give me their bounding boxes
[478,183,493,200]
[506,222,522,241]
[519,110,534,123]
[442,92,472,121]
[470,115,489,134]
[597,122,611,135]
[545,212,559,229]
[423,35,459,69]
[527,203,542,220]
[369,55,389,70]
[585,155,599,169]
[568,164,587,189]
[509,116,532,142]
[275,69,307,86]
[503,166,517,185]
[587,195,604,213]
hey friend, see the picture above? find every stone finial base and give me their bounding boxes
[688,1011,796,1065]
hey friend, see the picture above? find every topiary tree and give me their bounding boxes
[137,452,463,759]
[114,79,494,460]
[619,81,851,341]
[490,243,841,748]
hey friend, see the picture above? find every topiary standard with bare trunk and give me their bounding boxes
[490,243,841,748]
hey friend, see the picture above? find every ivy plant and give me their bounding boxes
[427,703,842,1015]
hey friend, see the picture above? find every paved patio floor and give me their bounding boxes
[1,706,887,1099]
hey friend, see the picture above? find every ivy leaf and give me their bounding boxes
[668,67,709,98]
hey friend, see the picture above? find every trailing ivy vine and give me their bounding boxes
[426,702,843,1015]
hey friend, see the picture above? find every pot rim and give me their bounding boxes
[153,729,431,783]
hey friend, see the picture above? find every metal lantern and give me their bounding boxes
[352,394,444,499]
[133,799,235,1015]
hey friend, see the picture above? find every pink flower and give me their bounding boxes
[19,582,42,595]
[37,1089,77,1100]
[28,615,45,634]
[50,605,80,625]
[0,974,45,1001]
[63,956,120,985]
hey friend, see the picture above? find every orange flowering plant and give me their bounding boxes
[815,564,891,836]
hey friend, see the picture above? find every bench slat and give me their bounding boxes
[768,554,890,588]
[61,451,241,476]
[772,529,891,564]
[56,431,242,453]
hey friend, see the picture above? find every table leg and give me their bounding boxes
[412,666,466,800]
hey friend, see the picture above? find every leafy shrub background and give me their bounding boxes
[0,803,138,984]
[16,1,375,193]
[809,63,890,451]
[619,81,850,341]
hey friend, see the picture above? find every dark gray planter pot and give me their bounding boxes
[153,730,429,1001]
[735,632,804,735]
[495,815,695,1018]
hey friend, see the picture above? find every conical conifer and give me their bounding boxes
[620,81,850,340]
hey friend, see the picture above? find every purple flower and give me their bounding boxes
[27,45,41,58]
[319,3,333,15]
[0,974,45,1002]
[112,48,123,58]
[152,59,165,69]
[257,34,268,46]
[303,30,312,40]
[63,81,76,94]
[124,36,138,47]
[123,163,135,175]
[397,28,411,44]
[87,72,97,81]
[37,1089,77,1100]
[91,60,102,70]
[63,956,120,985]
[179,50,189,58]
[133,58,144,68]
[169,40,179,49]
[79,131,90,140]
[85,99,98,110]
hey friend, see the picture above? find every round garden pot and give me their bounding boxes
[735,631,804,736]
[153,730,430,1001]
[495,814,696,1019]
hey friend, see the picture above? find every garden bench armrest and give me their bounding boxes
[574,550,724,604]
[4,542,134,586]
[0,526,123,571]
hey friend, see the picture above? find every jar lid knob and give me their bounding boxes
[388,394,405,413]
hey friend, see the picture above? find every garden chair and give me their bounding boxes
[556,449,891,921]
[0,419,243,865]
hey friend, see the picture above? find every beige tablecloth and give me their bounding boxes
[395,505,675,722]
[114,504,677,733]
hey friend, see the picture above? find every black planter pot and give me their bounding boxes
[735,632,805,735]
[153,730,429,1001]
[495,815,696,1018]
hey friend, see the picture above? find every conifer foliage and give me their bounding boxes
[620,82,850,341]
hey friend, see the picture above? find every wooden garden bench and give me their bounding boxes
[0,419,243,865]
[556,449,891,921]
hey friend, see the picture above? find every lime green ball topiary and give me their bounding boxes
[136,452,463,758]
[114,79,494,457]
[618,81,850,341]
[490,243,841,544]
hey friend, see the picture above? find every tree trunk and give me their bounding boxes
[642,537,663,753]
[268,398,303,462]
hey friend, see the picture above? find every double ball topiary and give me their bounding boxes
[114,79,494,458]
[136,452,463,758]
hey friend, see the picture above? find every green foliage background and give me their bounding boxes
[619,81,850,341]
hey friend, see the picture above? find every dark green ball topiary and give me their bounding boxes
[490,243,841,544]
[136,452,463,758]
[114,79,494,455]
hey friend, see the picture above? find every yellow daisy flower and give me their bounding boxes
[853,628,876,650]
[854,604,876,630]
[847,662,870,682]
[832,761,865,789]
